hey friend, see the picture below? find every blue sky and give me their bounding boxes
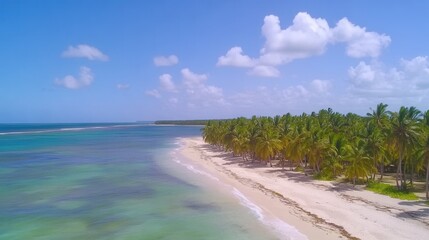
[1,1,428,122]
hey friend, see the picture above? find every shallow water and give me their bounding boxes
[0,124,279,239]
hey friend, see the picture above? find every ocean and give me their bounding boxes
[0,123,279,239]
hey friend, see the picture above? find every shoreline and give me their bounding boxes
[178,136,429,240]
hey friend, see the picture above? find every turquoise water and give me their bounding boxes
[0,124,278,239]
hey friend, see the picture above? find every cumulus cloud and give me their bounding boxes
[348,56,429,97]
[117,84,130,90]
[159,74,177,92]
[282,85,311,100]
[145,89,161,98]
[229,81,332,113]
[332,18,391,58]
[217,47,256,67]
[348,61,380,88]
[248,65,280,78]
[260,13,332,65]
[181,68,208,86]
[401,56,429,89]
[55,66,94,89]
[147,68,228,109]
[310,79,331,93]
[181,68,227,107]
[217,12,390,77]
[153,55,179,66]
[62,44,109,61]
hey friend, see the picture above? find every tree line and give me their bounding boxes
[201,104,429,199]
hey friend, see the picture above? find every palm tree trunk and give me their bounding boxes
[379,158,384,181]
[397,148,405,190]
[396,161,400,190]
[304,155,308,168]
[426,159,429,200]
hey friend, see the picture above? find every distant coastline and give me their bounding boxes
[154,119,227,126]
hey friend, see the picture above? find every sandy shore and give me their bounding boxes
[178,137,429,240]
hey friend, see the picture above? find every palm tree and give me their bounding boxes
[306,128,332,173]
[201,106,428,193]
[420,137,429,199]
[367,103,390,179]
[287,121,308,169]
[367,103,389,128]
[362,122,385,180]
[390,107,421,190]
[255,129,282,167]
[344,139,373,185]
[420,110,429,199]
[325,133,347,178]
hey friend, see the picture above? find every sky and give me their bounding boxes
[1,0,429,123]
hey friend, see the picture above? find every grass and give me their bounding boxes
[313,173,334,181]
[366,181,419,200]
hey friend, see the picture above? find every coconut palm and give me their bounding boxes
[367,103,390,128]
[324,133,347,178]
[306,128,332,173]
[390,107,421,190]
[419,110,429,199]
[362,122,385,180]
[201,105,428,193]
[344,139,373,185]
[367,103,390,179]
[255,129,282,167]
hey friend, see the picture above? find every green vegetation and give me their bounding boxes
[366,182,419,200]
[202,104,429,199]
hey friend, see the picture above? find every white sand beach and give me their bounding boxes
[179,137,429,240]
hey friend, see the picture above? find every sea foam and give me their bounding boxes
[172,139,308,240]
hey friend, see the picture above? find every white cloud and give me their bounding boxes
[248,65,280,78]
[348,56,429,97]
[181,68,208,86]
[217,12,390,78]
[332,18,391,58]
[282,85,310,100]
[153,55,179,66]
[55,66,94,89]
[181,68,227,107]
[217,47,256,67]
[260,13,331,65]
[348,61,400,93]
[146,69,226,108]
[401,56,429,89]
[228,82,336,116]
[62,44,109,61]
[310,79,331,93]
[159,74,177,92]
[117,84,130,90]
[348,61,379,88]
[145,89,161,98]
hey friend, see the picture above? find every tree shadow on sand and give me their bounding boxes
[263,169,313,183]
[328,182,364,192]
[396,206,429,224]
